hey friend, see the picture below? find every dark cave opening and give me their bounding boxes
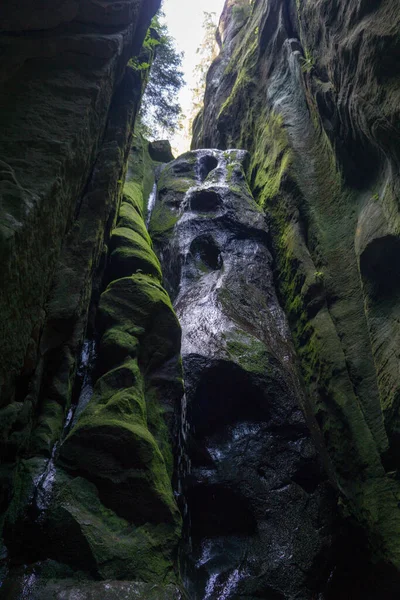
[189,189,222,212]
[189,362,269,440]
[190,234,222,271]
[187,484,257,538]
[198,154,219,182]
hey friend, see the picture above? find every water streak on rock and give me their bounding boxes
[146,182,158,228]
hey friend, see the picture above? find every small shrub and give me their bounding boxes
[314,271,324,283]
[301,49,315,73]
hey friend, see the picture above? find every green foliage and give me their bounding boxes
[140,12,185,137]
[129,58,151,72]
[314,271,324,282]
[301,49,315,73]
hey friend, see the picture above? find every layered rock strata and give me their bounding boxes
[0,0,187,586]
[193,0,400,590]
[0,137,184,597]
[150,149,336,599]
[0,0,158,486]
[0,0,160,407]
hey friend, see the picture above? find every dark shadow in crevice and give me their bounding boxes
[360,234,400,298]
[189,190,221,212]
[190,235,222,271]
[322,515,400,599]
[198,155,219,182]
[189,362,269,439]
[187,484,257,538]
[291,460,322,494]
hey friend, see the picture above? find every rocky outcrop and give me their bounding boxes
[0,578,183,600]
[149,140,175,163]
[0,135,184,596]
[0,0,160,455]
[0,2,188,593]
[2,0,400,597]
[149,150,336,598]
[193,0,400,591]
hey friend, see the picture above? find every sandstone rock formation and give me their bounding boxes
[1,0,400,598]
[149,149,336,598]
[193,0,400,594]
[0,133,184,598]
[0,2,187,596]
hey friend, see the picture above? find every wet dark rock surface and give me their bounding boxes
[1,0,400,597]
[150,150,336,599]
[193,0,400,589]
[0,566,183,600]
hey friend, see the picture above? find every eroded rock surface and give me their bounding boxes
[2,0,400,597]
[193,0,400,593]
[0,570,183,600]
[0,1,189,591]
[150,150,336,599]
[0,0,160,473]
[0,124,183,594]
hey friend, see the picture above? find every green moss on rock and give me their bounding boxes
[117,201,152,243]
[98,274,181,371]
[48,475,181,582]
[61,357,179,525]
[109,227,162,281]
[225,334,274,376]
[123,182,145,216]
[191,0,400,573]
[99,326,141,373]
[148,201,179,246]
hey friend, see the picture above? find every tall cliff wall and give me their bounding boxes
[0,3,187,597]
[149,149,336,599]
[2,0,400,598]
[193,0,400,590]
[0,133,185,598]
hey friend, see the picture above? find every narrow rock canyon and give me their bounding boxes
[1,1,400,599]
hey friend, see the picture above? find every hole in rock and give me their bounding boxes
[189,189,221,212]
[198,155,218,182]
[14,374,30,404]
[171,157,195,176]
[187,484,256,537]
[360,234,400,297]
[190,362,269,439]
[190,235,222,271]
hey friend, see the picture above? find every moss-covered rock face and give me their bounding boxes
[0,0,161,549]
[150,149,336,599]
[1,133,183,589]
[0,4,185,587]
[0,0,161,406]
[52,142,183,581]
[193,0,400,591]
[108,227,163,282]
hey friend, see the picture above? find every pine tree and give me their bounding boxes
[139,12,185,138]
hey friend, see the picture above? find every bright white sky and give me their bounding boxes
[161,0,226,155]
